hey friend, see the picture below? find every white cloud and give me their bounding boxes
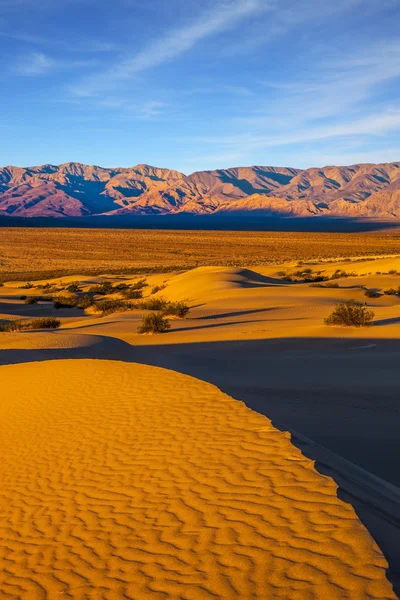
[70,0,267,96]
[14,52,97,76]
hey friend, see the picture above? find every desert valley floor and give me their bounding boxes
[1,240,400,598]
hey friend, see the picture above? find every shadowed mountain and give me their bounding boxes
[0,161,399,219]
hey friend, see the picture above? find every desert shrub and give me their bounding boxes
[138,312,171,334]
[19,295,27,300]
[24,296,38,305]
[383,287,400,296]
[309,282,339,289]
[138,297,168,310]
[150,284,166,295]
[89,281,114,295]
[113,282,130,291]
[28,317,61,329]
[325,300,374,327]
[54,295,78,309]
[20,282,34,289]
[364,289,379,299]
[330,270,357,280]
[122,288,143,300]
[131,279,148,290]
[77,295,93,309]
[93,299,129,315]
[66,281,81,293]
[162,301,189,318]
[309,283,325,288]
[388,269,398,275]
[36,282,53,290]
[0,317,60,332]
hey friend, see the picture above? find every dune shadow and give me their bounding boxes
[0,332,399,594]
[374,316,400,326]
[198,308,272,320]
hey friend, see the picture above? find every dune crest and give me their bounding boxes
[0,359,394,599]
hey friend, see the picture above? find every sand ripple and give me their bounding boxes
[0,360,394,599]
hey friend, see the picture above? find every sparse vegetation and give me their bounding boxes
[138,313,171,334]
[364,289,380,298]
[137,297,168,311]
[162,301,189,318]
[150,284,167,295]
[131,279,148,290]
[0,317,61,332]
[66,281,81,293]
[93,299,130,316]
[122,288,143,300]
[384,287,400,296]
[20,282,34,289]
[24,296,38,305]
[77,295,93,309]
[54,295,78,309]
[325,300,374,327]
[89,281,114,295]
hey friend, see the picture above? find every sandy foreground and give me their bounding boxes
[1,256,400,597]
[0,359,395,599]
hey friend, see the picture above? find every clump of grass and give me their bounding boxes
[162,301,189,318]
[66,281,81,293]
[20,282,34,289]
[330,269,357,280]
[131,279,148,290]
[150,284,167,295]
[384,287,400,296]
[113,282,130,291]
[388,269,398,275]
[24,296,38,305]
[77,295,93,309]
[89,281,114,295]
[137,297,168,310]
[364,289,380,299]
[0,317,61,332]
[325,300,374,327]
[93,299,130,316]
[310,282,339,289]
[138,313,171,334]
[54,295,78,309]
[122,288,143,300]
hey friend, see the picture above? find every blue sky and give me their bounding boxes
[1,0,399,172]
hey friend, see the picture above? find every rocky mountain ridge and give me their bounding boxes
[0,161,399,218]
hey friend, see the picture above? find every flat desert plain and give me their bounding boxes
[1,229,400,598]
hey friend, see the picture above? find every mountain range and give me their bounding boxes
[0,161,400,219]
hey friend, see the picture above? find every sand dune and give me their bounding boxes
[0,359,395,599]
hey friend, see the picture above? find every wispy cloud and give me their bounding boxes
[15,51,96,76]
[70,0,267,97]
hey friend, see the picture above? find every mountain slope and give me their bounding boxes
[0,161,399,218]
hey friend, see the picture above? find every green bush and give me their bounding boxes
[162,301,189,318]
[325,300,374,327]
[77,295,93,309]
[54,295,78,309]
[89,281,114,295]
[138,313,171,334]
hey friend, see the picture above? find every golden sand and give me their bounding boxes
[0,360,394,599]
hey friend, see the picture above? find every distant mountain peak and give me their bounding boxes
[0,161,399,219]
